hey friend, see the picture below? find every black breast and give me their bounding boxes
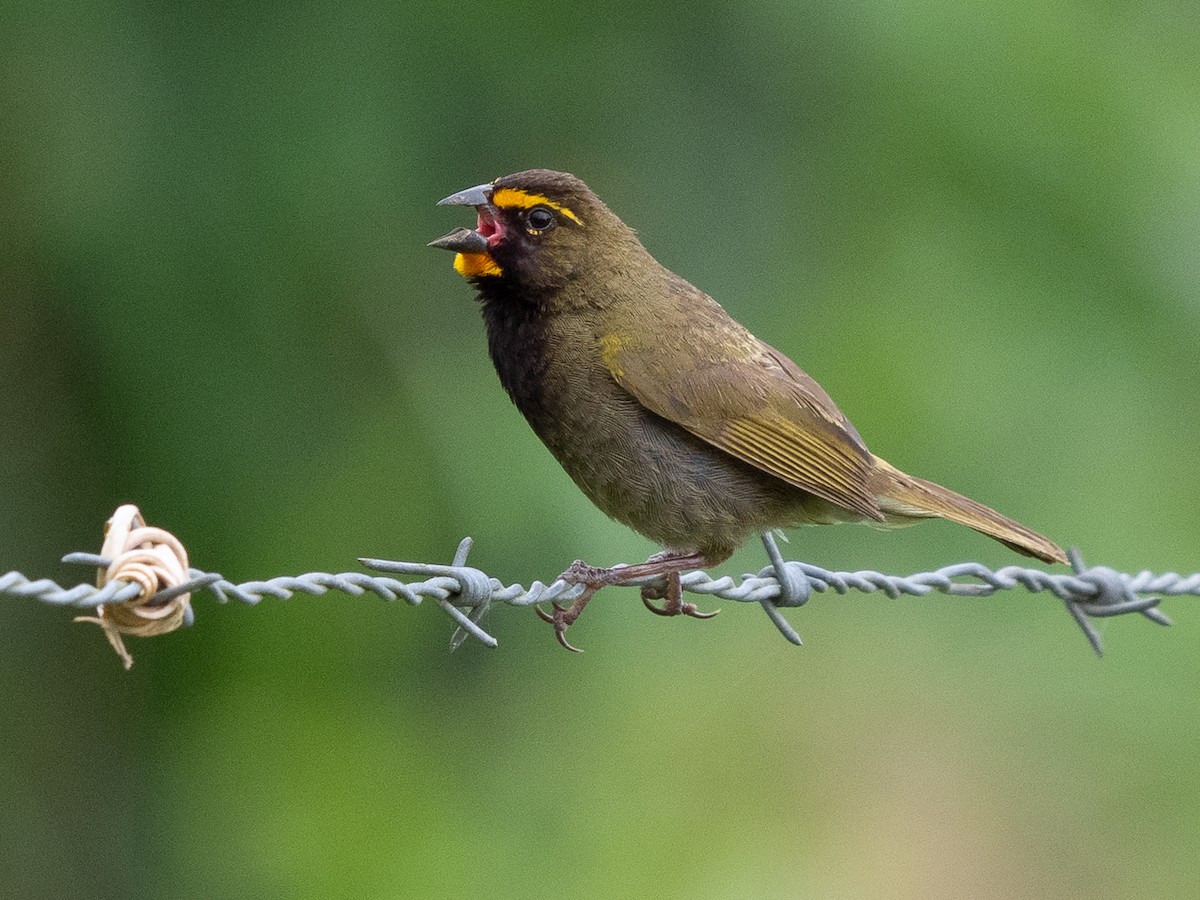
[476,281,559,423]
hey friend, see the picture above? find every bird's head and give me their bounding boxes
[429,169,638,295]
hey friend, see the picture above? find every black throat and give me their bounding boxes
[473,278,556,420]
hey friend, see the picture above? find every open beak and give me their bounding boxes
[428,182,495,253]
[430,181,505,278]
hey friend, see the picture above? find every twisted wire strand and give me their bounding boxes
[1,534,1188,656]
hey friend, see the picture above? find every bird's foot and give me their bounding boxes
[542,552,723,651]
[537,560,626,651]
[639,571,720,619]
[534,588,597,653]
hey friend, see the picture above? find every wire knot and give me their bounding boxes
[74,504,192,669]
[752,532,810,645]
[448,564,493,608]
[1058,548,1171,656]
[1075,563,1138,614]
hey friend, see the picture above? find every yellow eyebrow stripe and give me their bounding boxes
[491,187,583,225]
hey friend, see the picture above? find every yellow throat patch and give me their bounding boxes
[454,251,502,279]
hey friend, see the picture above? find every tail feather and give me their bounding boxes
[871,458,1067,565]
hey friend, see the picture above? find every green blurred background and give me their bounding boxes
[2,1,1198,897]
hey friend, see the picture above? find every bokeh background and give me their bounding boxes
[3,1,1199,897]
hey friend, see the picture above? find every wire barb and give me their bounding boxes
[2,512,1195,661]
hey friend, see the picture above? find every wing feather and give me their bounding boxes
[604,332,884,521]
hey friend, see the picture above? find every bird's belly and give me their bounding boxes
[530,389,857,557]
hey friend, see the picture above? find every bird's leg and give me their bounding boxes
[538,551,722,651]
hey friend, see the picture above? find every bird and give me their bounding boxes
[429,169,1066,650]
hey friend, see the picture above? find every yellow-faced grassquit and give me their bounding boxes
[431,169,1066,650]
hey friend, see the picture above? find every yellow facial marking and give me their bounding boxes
[598,333,624,376]
[492,187,583,226]
[454,252,502,279]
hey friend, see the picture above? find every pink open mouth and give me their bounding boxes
[477,206,505,248]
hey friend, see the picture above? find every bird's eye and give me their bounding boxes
[525,207,556,233]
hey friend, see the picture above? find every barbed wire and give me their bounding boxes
[2,513,1190,661]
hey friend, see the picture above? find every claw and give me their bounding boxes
[535,602,563,624]
[555,629,584,653]
[534,601,585,652]
[642,595,676,617]
[641,594,720,619]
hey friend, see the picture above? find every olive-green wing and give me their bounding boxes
[604,337,885,522]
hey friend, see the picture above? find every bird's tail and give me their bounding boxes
[871,458,1067,565]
